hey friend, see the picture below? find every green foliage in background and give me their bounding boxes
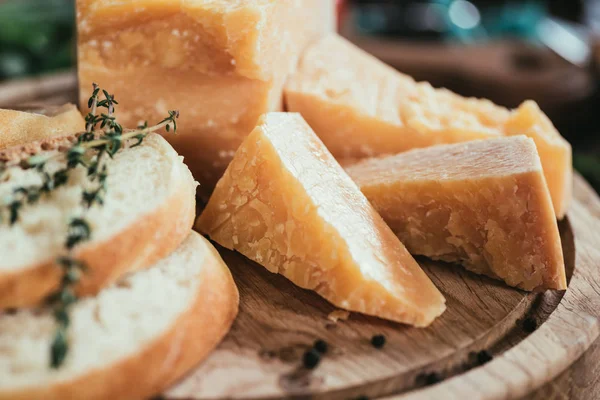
[574,154,600,193]
[0,0,75,80]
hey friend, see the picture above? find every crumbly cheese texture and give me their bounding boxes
[346,136,566,291]
[0,134,185,272]
[0,232,205,390]
[77,0,335,189]
[285,34,572,218]
[198,112,446,327]
[0,105,85,149]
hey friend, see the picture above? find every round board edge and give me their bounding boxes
[385,174,600,400]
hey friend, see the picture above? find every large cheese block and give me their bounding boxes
[197,112,446,327]
[346,136,566,291]
[0,104,84,149]
[285,34,572,218]
[77,0,335,189]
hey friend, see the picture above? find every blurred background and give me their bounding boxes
[0,0,598,192]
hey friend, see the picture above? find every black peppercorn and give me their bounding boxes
[302,349,321,369]
[425,372,442,385]
[371,334,386,349]
[477,350,493,365]
[416,371,445,386]
[522,317,537,333]
[313,339,328,354]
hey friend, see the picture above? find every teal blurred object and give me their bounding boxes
[0,0,75,80]
[447,1,546,42]
[354,1,548,43]
[482,1,545,39]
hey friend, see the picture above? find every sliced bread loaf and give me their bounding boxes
[0,133,197,308]
[0,104,85,149]
[0,232,239,400]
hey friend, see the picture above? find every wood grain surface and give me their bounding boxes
[167,255,536,400]
[0,71,76,108]
[524,334,600,400]
[2,72,599,400]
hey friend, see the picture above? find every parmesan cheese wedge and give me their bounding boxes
[346,136,566,291]
[285,34,572,218]
[197,112,446,327]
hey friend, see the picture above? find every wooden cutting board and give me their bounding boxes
[1,72,599,400]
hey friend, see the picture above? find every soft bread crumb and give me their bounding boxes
[0,233,206,390]
[0,134,182,271]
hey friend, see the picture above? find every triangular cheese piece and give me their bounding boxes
[346,136,566,291]
[197,112,445,327]
[285,33,572,218]
[504,101,572,220]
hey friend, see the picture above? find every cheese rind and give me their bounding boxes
[77,0,335,189]
[285,34,572,218]
[346,136,566,291]
[197,112,446,327]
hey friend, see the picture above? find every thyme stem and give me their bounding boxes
[82,116,178,149]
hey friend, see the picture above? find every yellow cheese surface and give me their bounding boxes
[346,136,566,291]
[197,113,446,327]
[0,105,85,149]
[77,0,335,189]
[285,34,572,218]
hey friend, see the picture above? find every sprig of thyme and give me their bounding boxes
[0,84,179,368]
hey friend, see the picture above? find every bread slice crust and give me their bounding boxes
[0,104,85,150]
[0,232,240,400]
[0,134,197,309]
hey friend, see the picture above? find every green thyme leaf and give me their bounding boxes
[66,146,86,168]
[62,268,81,285]
[50,327,68,369]
[66,218,91,249]
[27,154,48,167]
[54,308,70,326]
[26,188,41,204]
[59,288,77,306]
[104,134,122,157]
[130,133,147,148]
[9,200,21,225]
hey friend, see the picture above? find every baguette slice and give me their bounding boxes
[0,133,197,308]
[0,232,239,400]
[0,104,85,149]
